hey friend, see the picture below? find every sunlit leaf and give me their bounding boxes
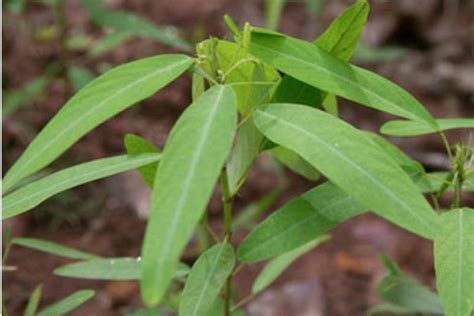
[249,30,437,127]
[3,54,192,192]
[140,85,237,306]
[253,104,439,239]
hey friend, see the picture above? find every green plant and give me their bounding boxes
[3,1,474,315]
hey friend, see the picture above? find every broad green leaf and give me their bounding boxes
[124,135,161,187]
[249,30,437,127]
[252,236,328,294]
[271,0,369,108]
[3,54,192,192]
[2,153,160,218]
[381,119,474,137]
[24,284,43,316]
[3,76,53,117]
[67,66,95,91]
[271,146,320,181]
[435,208,474,316]
[140,85,237,306]
[265,0,285,31]
[226,120,263,194]
[12,237,98,260]
[80,0,191,51]
[196,39,279,115]
[253,104,439,239]
[36,290,95,316]
[89,32,134,57]
[179,243,235,316]
[55,257,189,280]
[238,182,365,262]
[375,256,443,314]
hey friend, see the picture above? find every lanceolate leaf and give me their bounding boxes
[238,182,365,262]
[36,290,95,316]
[140,85,237,306]
[252,236,328,294]
[381,119,474,137]
[54,258,189,280]
[3,55,192,192]
[271,0,369,107]
[226,120,263,194]
[249,31,437,127]
[12,238,98,260]
[271,146,320,181]
[179,243,235,316]
[434,208,474,316]
[124,134,161,187]
[253,104,439,239]
[2,153,161,218]
[24,284,43,316]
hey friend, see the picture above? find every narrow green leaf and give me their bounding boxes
[124,135,161,187]
[227,120,263,194]
[252,236,328,294]
[179,243,235,316]
[435,208,474,316]
[2,153,160,218]
[382,119,474,137]
[253,104,439,239]
[238,182,365,262]
[54,257,189,280]
[191,73,205,101]
[36,290,95,316]
[12,238,98,260]
[271,146,320,181]
[67,66,95,91]
[3,54,192,192]
[265,0,285,31]
[249,31,437,127]
[140,85,237,306]
[271,0,369,108]
[24,284,43,316]
[375,255,443,314]
[80,0,191,51]
[89,32,134,57]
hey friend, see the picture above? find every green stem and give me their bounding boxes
[439,132,453,162]
[220,168,233,316]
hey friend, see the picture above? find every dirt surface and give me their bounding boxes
[2,0,474,315]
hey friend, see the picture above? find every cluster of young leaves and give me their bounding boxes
[2,0,474,315]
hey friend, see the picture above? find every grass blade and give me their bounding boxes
[36,290,95,316]
[13,238,98,260]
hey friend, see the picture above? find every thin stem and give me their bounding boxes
[231,293,256,311]
[439,132,453,162]
[220,168,234,316]
[232,263,246,276]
